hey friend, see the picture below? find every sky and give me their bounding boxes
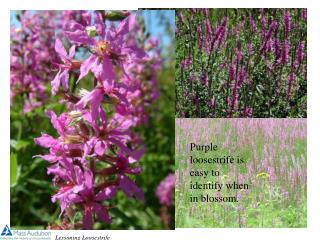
[141,10,175,48]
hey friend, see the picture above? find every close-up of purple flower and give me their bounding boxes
[15,10,172,230]
[52,39,80,95]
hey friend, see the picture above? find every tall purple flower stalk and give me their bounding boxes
[34,11,160,229]
[284,9,291,38]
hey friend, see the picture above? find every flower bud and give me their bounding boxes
[104,11,130,21]
[78,88,90,98]
[68,110,82,119]
[63,135,84,144]
[86,26,97,37]
[15,28,22,33]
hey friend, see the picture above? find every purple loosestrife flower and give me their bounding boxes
[35,10,161,229]
[260,9,267,35]
[52,39,81,95]
[200,72,209,87]
[10,11,59,112]
[215,17,227,49]
[274,39,282,62]
[197,25,203,51]
[284,9,291,38]
[301,9,307,21]
[238,67,247,86]
[204,9,212,37]
[190,8,196,14]
[219,59,227,70]
[64,12,145,87]
[259,20,278,55]
[294,41,304,68]
[156,173,175,207]
[180,56,192,70]
[228,60,236,81]
[267,166,276,185]
[248,15,256,32]
[236,46,243,61]
[177,12,185,24]
[279,40,291,65]
[207,97,215,109]
[247,42,253,56]
[242,107,253,118]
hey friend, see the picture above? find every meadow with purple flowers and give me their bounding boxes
[10,10,174,230]
[176,119,307,227]
[176,9,307,118]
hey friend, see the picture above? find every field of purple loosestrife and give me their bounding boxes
[175,118,306,227]
[10,10,175,230]
[176,9,307,118]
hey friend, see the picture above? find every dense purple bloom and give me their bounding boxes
[176,9,307,118]
[10,11,60,112]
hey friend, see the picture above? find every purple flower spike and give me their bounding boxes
[34,10,162,230]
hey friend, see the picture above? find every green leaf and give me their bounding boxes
[104,11,129,21]
[10,139,30,150]
[10,152,18,186]
[10,139,17,148]
[15,140,30,150]
[256,84,264,95]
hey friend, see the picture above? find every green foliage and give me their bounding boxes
[10,152,18,186]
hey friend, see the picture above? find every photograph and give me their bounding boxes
[176,118,307,228]
[10,10,175,230]
[176,9,307,118]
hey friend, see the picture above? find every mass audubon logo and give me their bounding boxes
[1,225,13,236]
[0,225,51,240]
